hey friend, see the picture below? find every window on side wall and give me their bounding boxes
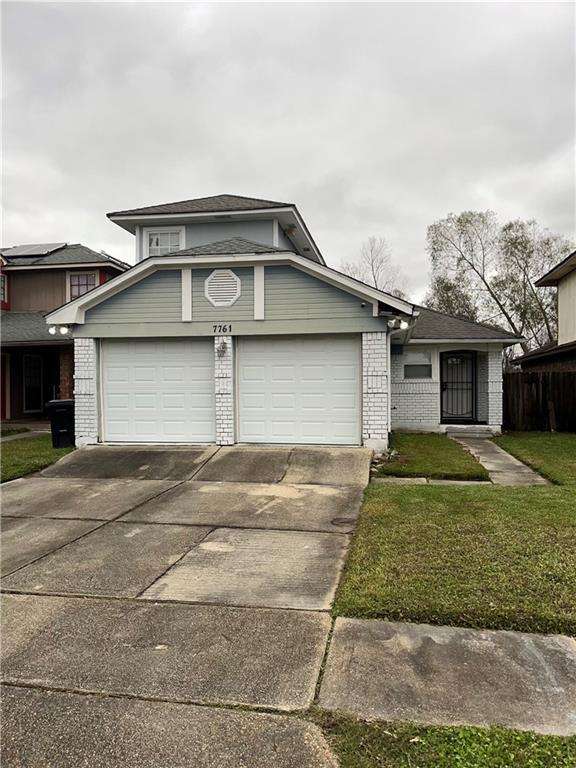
[404,349,432,379]
[69,271,97,300]
[146,230,183,258]
[1,273,7,304]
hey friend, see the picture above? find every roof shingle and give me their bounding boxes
[107,194,291,218]
[0,312,66,344]
[411,306,519,340]
[1,243,128,269]
[168,237,290,257]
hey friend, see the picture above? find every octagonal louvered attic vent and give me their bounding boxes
[204,269,241,307]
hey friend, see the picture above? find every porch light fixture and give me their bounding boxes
[399,320,409,330]
[48,326,57,335]
[59,326,69,335]
[387,318,410,330]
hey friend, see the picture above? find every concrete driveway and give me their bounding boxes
[2,444,369,766]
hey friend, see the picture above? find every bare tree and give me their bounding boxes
[426,211,571,352]
[341,236,407,298]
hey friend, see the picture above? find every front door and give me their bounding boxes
[23,354,44,413]
[440,351,476,423]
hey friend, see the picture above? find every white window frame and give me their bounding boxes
[143,226,185,259]
[403,348,433,380]
[66,270,99,302]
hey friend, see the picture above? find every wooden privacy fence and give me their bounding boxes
[503,372,576,432]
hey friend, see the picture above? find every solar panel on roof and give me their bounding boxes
[1,242,67,257]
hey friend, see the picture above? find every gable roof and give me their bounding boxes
[46,247,414,325]
[410,305,519,341]
[1,243,128,271]
[170,237,291,257]
[107,194,291,218]
[535,250,576,287]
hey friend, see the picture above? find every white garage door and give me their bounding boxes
[102,339,215,443]
[238,335,361,445]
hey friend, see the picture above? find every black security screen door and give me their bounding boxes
[441,351,476,423]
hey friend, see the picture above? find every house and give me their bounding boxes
[46,194,518,448]
[1,243,128,420]
[514,250,576,372]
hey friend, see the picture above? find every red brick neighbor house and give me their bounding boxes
[1,243,127,420]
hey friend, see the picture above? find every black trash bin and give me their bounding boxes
[47,399,75,448]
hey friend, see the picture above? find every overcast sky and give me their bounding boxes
[2,1,574,299]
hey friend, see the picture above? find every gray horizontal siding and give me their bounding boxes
[192,267,254,321]
[265,266,371,320]
[185,221,273,249]
[85,270,182,323]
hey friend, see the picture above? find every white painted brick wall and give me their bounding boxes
[476,352,489,422]
[214,336,235,445]
[487,346,503,430]
[362,332,389,449]
[390,352,441,431]
[74,338,99,446]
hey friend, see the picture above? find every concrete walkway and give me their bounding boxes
[319,618,576,736]
[453,437,549,485]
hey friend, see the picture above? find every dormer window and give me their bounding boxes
[144,227,185,258]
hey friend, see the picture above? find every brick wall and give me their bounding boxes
[59,346,74,400]
[362,331,389,449]
[214,335,235,445]
[74,338,98,445]
[487,346,503,429]
[390,352,440,430]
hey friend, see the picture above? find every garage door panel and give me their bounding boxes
[103,340,215,443]
[238,336,360,445]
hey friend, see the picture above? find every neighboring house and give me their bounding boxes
[1,243,128,420]
[514,250,576,372]
[47,194,518,448]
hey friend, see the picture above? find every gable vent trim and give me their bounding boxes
[205,269,241,307]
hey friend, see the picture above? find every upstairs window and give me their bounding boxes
[1,273,7,305]
[145,228,184,258]
[69,271,97,300]
[403,349,432,379]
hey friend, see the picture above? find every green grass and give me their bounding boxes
[1,426,29,437]
[312,711,576,768]
[493,432,576,486]
[1,435,73,483]
[375,433,489,480]
[334,483,576,635]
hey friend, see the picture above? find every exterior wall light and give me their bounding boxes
[387,318,411,330]
[59,326,69,335]
[216,340,228,358]
[399,320,409,330]
[48,326,57,335]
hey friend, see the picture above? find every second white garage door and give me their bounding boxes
[237,335,361,445]
[102,339,215,443]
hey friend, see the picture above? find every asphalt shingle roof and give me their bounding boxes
[1,243,128,269]
[107,194,291,218]
[411,306,519,340]
[170,238,290,257]
[0,312,64,344]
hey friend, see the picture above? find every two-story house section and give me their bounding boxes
[516,250,576,371]
[47,194,518,448]
[1,243,128,420]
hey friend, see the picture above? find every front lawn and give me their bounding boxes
[334,483,576,635]
[313,711,576,768]
[1,426,29,438]
[493,432,576,486]
[1,435,73,483]
[374,432,489,480]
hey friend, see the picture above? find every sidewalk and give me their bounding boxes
[318,617,576,736]
[453,436,549,485]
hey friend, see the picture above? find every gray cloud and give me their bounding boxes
[3,1,574,298]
